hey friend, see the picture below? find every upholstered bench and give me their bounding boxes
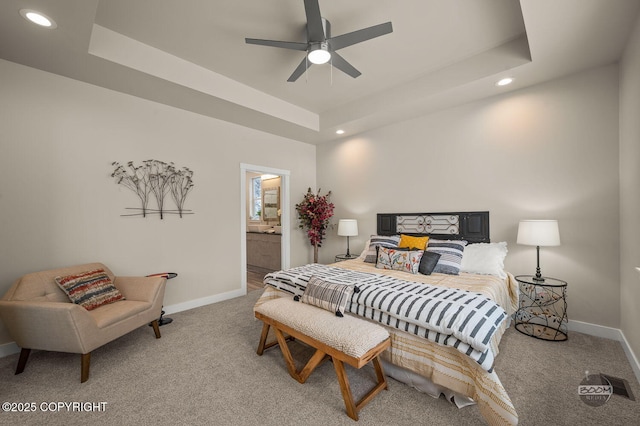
[254,297,391,421]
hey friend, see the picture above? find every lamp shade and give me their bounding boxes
[337,219,358,237]
[517,220,560,246]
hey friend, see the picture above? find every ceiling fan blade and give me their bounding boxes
[329,22,393,51]
[287,57,310,82]
[245,38,308,51]
[330,52,361,78]
[304,0,325,41]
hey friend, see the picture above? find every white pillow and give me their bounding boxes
[460,242,508,279]
[358,239,371,260]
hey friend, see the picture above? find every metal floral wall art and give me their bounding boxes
[111,160,194,219]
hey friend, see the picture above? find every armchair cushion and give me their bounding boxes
[55,268,124,311]
[89,300,151,328]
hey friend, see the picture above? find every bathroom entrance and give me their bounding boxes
[240,164,290,294]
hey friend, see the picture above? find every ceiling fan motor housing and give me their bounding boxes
[312,17,331,40]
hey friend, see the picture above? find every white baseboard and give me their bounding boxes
[619,331,640,385]
[568,319,640,383]
[162,288,246,316]
[568,319,622,340]
[0,341,20,358]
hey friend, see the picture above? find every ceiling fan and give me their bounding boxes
[245,0,393,82]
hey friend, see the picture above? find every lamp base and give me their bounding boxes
[533,253,545,282]
[345,236,352,258]
[149,309,173,327]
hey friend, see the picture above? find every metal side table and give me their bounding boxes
[147,272,177,326]
[514,275,568,341]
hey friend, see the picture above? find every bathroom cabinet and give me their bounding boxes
[246,232,281,271]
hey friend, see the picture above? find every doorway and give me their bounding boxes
[240,163,290,294]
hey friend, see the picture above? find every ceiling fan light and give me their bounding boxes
[308,43,331,64]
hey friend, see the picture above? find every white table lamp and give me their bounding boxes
[517,220,561,282]
[337,219,358,258]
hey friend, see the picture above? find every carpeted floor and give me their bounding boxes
[0,289,639,425]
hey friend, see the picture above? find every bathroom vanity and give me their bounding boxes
[246,231,281,272]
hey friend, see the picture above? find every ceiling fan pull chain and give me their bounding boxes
[330,56,333,86]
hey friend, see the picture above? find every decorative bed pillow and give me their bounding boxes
[300,275,355,317]
[375,245,409,265]
[418,251,441,275]
[364,235,401,263]
[376,246,423,274]
[460,242,508,279]
[426,239,468,275]
[55,269,125,310]
[398,234,430,250]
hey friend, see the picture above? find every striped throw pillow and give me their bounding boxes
[301,276,354,317]
[364,235,401,263]
[427,239,468,275]
[55,269,125,310]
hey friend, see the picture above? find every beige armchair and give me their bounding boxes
[0,262,166,382]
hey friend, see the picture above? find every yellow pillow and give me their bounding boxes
[398,234,429,250]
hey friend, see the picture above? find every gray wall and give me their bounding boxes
[620,14,640,368]
[317,64,621,328]
[0,59,316,345]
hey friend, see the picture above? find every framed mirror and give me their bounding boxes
[262,187,280,220]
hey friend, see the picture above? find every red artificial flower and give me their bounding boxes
[295,188,334,247]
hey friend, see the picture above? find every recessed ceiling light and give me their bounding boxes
[20,9,57,29]
[336,129,345,135]
[496,77,513,87]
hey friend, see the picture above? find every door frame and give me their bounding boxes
[240,163,290,293]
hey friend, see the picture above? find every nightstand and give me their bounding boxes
[514,275,568,341]
[334,254,357,262]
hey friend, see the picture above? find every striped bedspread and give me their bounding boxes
[264,263,507,372]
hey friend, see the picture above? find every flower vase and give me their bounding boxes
[313,244,319,263]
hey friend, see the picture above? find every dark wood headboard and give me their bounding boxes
[377,211,490,243]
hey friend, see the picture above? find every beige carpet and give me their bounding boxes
[1,289,639,425]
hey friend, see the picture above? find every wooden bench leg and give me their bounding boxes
[372,357,388,390]
[297,349,329,383]
[333,355,389,421]
[354,357,388,414]
[333,358,359,421]
[273,327,329,384]
[257,322,295,356]
[257,322,270,355]
[15,348,31,375]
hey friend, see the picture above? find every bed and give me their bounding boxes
[254,212,519,425]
